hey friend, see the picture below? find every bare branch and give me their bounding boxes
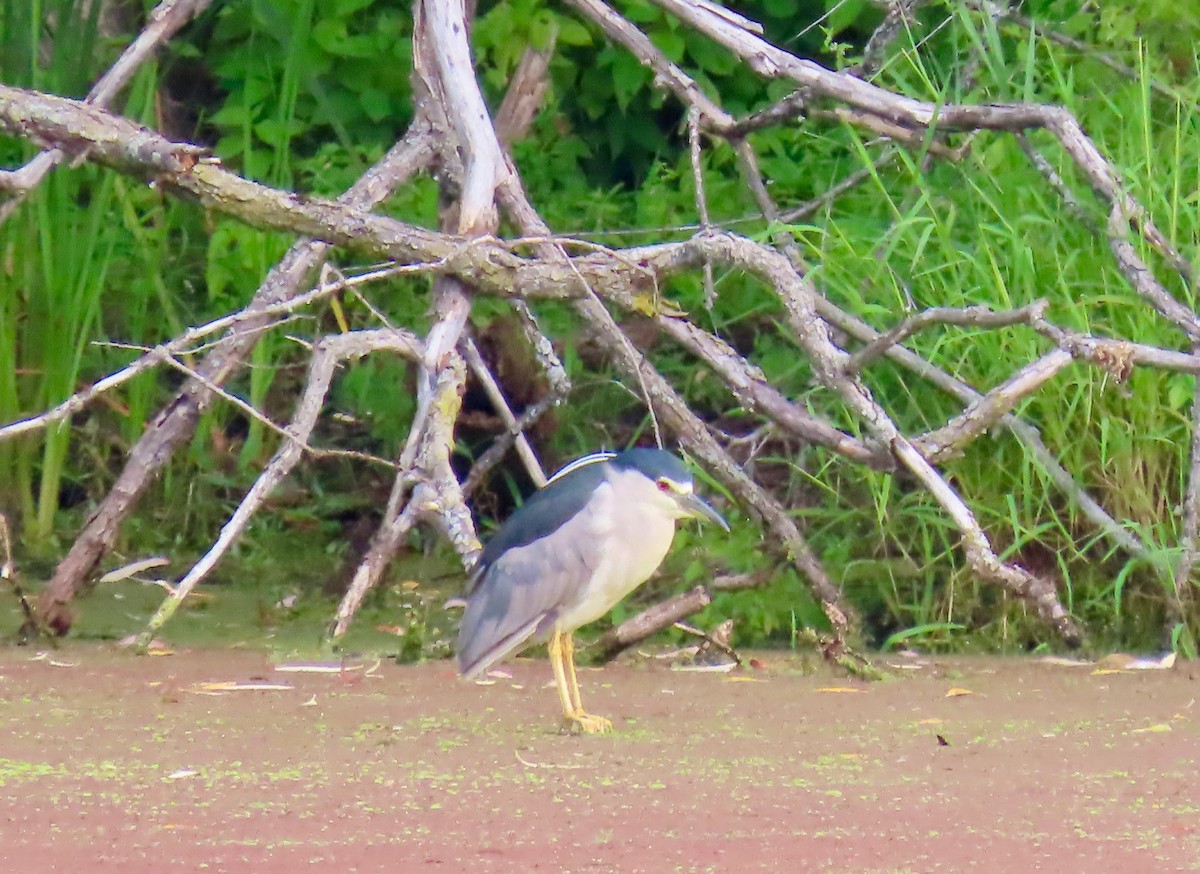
[0,0,212,222]
[1106,207,1200,340]
[497,188,854,640]
[136,329,424,650]
[0,261,435,445]
[333,0,505,638]
[494,30,556,145]
[848,301,1049,372]
[563,0,736,131]
[31,111,440,633]
[703,230,1081,642]
[592,585,712,662]
[813,294,1159,567]
[647,0,1193,289]
[1031,320,1200,376]
[461,337,548,488]
[659,317,884,467]
[777,150,897,224]
[917,350,1073,463]
[687,108,718,310]
[461,300,570,498]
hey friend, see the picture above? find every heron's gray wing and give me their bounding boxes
[465,461,609,595]
[456,483,613,678]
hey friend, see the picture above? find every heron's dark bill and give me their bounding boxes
[677,492,729,531]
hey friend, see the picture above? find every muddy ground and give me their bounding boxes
[0,645,1196,872]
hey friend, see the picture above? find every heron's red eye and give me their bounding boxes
[657,478,671,492]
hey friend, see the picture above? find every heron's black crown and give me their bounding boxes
[608,447,693,486]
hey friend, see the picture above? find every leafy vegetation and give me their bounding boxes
[0,0,1197,656]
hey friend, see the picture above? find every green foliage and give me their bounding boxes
[203,0,415,185]
[1,0,1197,654]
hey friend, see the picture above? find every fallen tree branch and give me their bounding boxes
[6,0,1188,654]
[592,585,713,662]
[134,328,424,651]
[28,109,440,634]
[331,0,501,638]
[0,0,212,223]
[647,0,1194,294]
[847,301,1049,373]
[659,317,885,467]
[497,181,855,641]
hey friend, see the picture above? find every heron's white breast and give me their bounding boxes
[555,467,677,632]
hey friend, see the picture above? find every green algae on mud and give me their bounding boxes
[0,646,1196,871]
[3,547,463,660]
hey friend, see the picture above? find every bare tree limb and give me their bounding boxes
[563,0,736,131]
[647,0,1194,292]
[813,295,1159,566]
[134,329,424,651]
[848,301,1050,373]
[460,299,570,499]
[497,184,855,641]
[592,585,712,662]
[701,231,1080,642]
[688,107,718,310]
[916,350,1074,463]
[27,109,439,634]
[8,0,1189,652]
[461,337,548,488]
[332,1,495,638]
[659,317,884,467]
[0,0,212,223]
[0,260,437,446]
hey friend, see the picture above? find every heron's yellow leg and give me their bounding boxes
[562,634,584,712]
[562,634,612,734]
[547,629,576,722]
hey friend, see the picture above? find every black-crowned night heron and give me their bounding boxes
[456,448,728,733]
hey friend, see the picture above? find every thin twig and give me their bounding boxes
[847,300,1049,372]
[0,261,437,445]
[688,107,718,310]
[462,301,570,498]
[461,337,548,488]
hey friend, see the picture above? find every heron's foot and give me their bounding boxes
[562,709,613,735]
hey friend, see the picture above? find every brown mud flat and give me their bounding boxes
[0,645,1196,872]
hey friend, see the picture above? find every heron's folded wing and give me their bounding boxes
[455,482,614,677]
